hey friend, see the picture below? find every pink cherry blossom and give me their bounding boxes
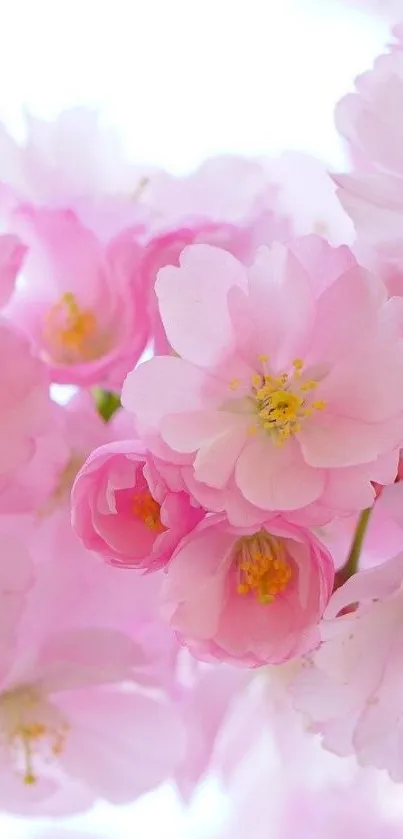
[71,439,203,571]
[0,388,113,518]
[291,551,403,781]
[0,514,183,813]
[3,390,181,692]
[0,625,183,813]
[334,37,403,258]
[0,319,57,509]
[0,533,34,680]
[266,152,355,246]
[4,207,149,388]
[173,654,246,800]
[123,237,403,521]
[143,155,286,228]
[161,514,334,666]
[0,108,155,237]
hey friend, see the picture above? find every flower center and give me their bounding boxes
[234,531,292,604]
[0,686,69,785]
[251,357,325,445]
[132,491,166,533]
[43,292,111,364]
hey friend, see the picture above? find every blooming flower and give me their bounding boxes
[5,207,148,388]
[0,319,57,510]
[0,625,182,812]
[0,506,183,813]
[0,107,154,237]
[71,439,203,570]
[334,36,403,259]
[123,237,403,522]
[161,514,334,666]
[291,551,403,781]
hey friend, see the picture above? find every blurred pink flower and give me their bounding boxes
[173,655,246,801]
[0,623,183,812]
[161,514,334,666]
[143,155,286,228]
[5,207,149,388]
[335,35,403,259]
[0,498,183,813]
[123,237,403,522]
[266,152,355,246]
[291,551,403,781]
[71,439,203,570]
[0,533,34,681]
[0,319,56,510]
[0,108,155,237]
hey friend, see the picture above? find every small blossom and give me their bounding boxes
[161,515,334,666]
[71,439,204,570]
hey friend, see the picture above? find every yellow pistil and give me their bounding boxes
[234,531,292,605]
[132,491,166,533]
[43,291,111,364]
[0,687,69,785]
[251,357,326,445]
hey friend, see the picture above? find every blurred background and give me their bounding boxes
[0,0,393,836]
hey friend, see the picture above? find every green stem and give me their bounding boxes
[92,388,121,423]
[339,506,373,584]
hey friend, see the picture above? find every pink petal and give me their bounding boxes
[156,244,247,366]
[0,234,27,307]
[246,243,315,368]
[235,438,324,510]
[122,356,218,427]
[299,414,391,468]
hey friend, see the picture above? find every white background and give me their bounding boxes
[0,0,391,836]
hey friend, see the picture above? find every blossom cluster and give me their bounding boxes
[2,20,403,835]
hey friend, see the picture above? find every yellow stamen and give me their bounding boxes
[229,378,240,391]
[43,291,110,364]
[132,491,166,533]
[234,531,292,605]
[251,359,325,445]
[0,687,69,786]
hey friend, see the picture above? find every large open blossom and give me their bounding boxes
[123,237,403,522]
[71,439,203,570]
[291,551,403,781]
[161,514,334,666]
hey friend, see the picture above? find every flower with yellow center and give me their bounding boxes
[132,491,166,533]
[248,357,326,445]
[43,291,112,364]
[234,530,292,605]
[0,686,69,785]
